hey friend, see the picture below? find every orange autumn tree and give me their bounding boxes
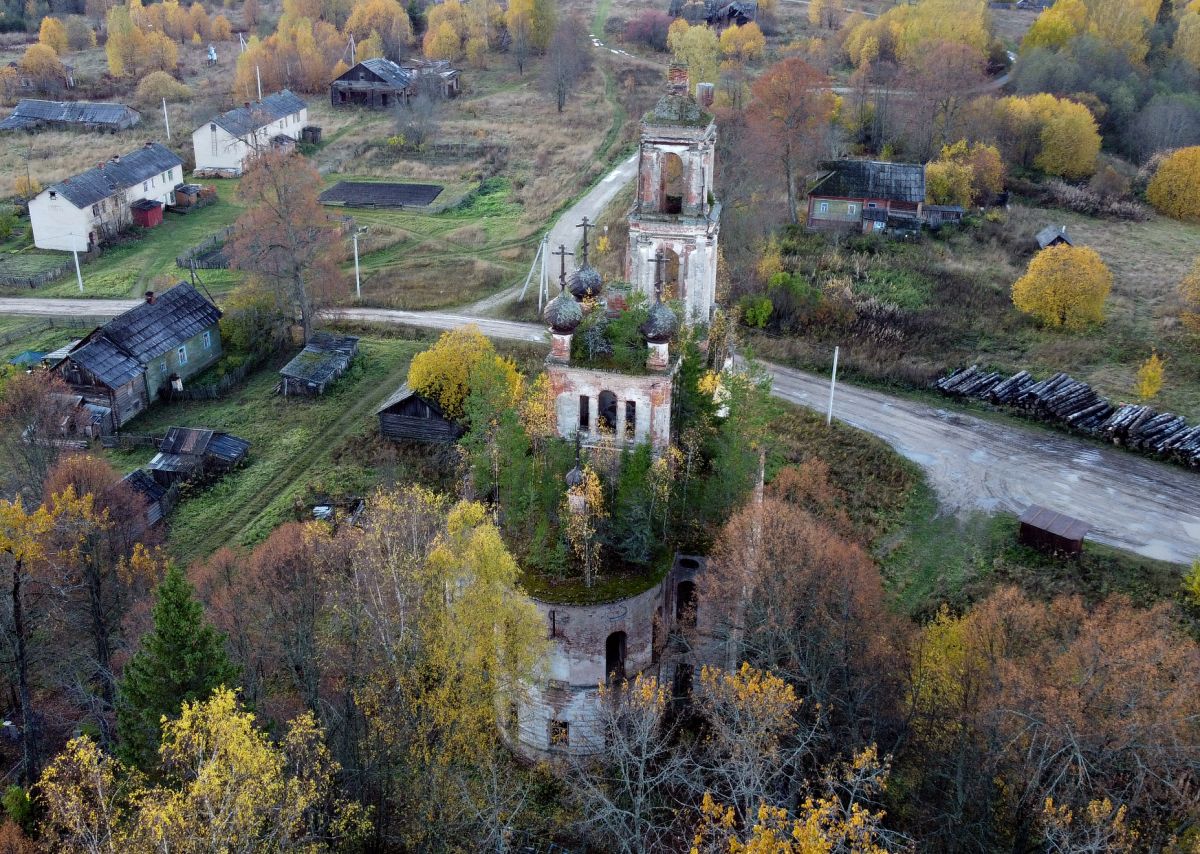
[747,57,837,224]
[228,151,343,343]
[1012,244,1112,329]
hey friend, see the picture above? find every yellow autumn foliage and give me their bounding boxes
[1180,257,1200,331]
[407,325,521,420]
[1135,351,1165,401]
[1012,244,1112,329]
[38,17,69,55]
[1147,146,1200,222]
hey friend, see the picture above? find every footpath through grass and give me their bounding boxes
[105,336,425,566]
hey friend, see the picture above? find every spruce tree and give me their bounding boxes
[116,564,239,770]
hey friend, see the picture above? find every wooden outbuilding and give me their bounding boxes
[1036,225,1073,250]
[121,468,169,528]
[1017,504,1090,557]
[330,58,416,109]
[806,159,926,233]
[279,332,359,396]
[147,426,250,486]
[377,384,463,443]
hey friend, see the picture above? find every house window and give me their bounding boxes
[549,720,569,748]
[578,395,590,430]
[177,346,188,365]
[49,190,57,200]
[202,330,211,350]
[159,360,167,375]
[867,202,878,209]
[848,203,857,215]
[818,201,829,213]
[624,400,636,439]
[92,204,99,216]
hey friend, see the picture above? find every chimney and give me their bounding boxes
[244,102,250,109]
[144,140,153,147]
[696,82,714,109]
[110,154,120,163]
[667,62,688,96]
[144,290,156,305]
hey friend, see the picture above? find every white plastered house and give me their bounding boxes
[27,142,183,252]
[192,90,308,176]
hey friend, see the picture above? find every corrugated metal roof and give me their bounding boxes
[147,452,196,473]
[0,98,139,129]
[813,160,926,204]
[48,142,182,208]
[207,432,250,463]
[159,426,214,456]
[338,58,414,90]
[280,333,359,384]
[122,468,167,502]
[68,335,144,388]
[1036,224,1072,249]
[208,90,306,137]
[99,283,221,364]
[155,426,249,465]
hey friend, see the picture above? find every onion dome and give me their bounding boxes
[565,465,584,488]
[544,286,583,333]
[568,264,603,300]
[640,300,678,343]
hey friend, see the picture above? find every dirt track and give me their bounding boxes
[7,297,1195,564]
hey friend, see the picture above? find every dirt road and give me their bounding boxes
[3,299,1197,565]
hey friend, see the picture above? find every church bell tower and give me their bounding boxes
[626,63,721,328]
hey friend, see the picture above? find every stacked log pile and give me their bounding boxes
[936,366,1200,469]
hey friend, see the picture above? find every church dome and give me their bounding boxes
[568,264,603,300]
[640,300,678,343]
[544,287,583,333]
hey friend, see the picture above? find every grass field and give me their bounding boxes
[105,336,430,566]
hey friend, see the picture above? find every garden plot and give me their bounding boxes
[319,181,444,208]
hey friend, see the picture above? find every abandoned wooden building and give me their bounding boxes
[806,160,926,233]
[669,0,757,26]
[330,57,460,108]
[377,384,463,443]
[52,284,222,426]
[279,332,359,396]
[0,99,140,133]
[146,426,250,486]
[121,468,170,528]
[1036,224,1073,249]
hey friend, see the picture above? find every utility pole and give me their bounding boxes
[353,227,367,299]
[255,64,262,100]
[238,31,246,53]
[826,345,839,426]
[72,236,84,293]
[162,97,171,141]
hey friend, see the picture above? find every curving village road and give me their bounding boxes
[3,295,1198,564]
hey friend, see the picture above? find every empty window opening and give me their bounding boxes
[579,395,590,430]
[676,580,697,627]
[598,391,618,432]
[606,631,627,683]
[624,400,636,439]
[661,152,684,215]
[549,719,569,748]
[673,664,694,701]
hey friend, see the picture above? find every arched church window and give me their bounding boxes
[598,390,618,432]
[661,152,684,215]
[606,630,627,682]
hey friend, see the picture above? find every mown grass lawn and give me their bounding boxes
[105,335,427,566]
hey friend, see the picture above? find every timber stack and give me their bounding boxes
[936,365,1200,469]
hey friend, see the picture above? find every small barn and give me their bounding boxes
[330,58,415,109]
[0,99,140,133]
[147,426,250,486]
[1017,504,1090,557]
[925,204,965,228]
[121,468,169,528]
[279,332,359,396]
[377,384,463,443]
[131,199,164,228]
[806,160,926,233]
[1036,225,1073,250]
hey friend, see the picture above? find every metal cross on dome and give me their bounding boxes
[576,217,594,266]
[552,243,574,291]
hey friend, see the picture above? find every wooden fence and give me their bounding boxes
[176,225,235,270]
[0,258,74,288]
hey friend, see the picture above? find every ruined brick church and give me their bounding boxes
[510,67,721,758]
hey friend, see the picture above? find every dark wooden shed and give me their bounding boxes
[377,383,463,443]
[279,332,359,396]
[147,426,250,486]
[121,468,169,528]
[1018,504,1090,557]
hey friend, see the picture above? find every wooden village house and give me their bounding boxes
[27,142,182,251]
[279,333,359,396]
[806,160,926,234]
[52,284,222,426]
[192,90,308,176]
[146,426,250,486]
[0,99,140,133]
[330,58,460,109]
[376,384,463,443]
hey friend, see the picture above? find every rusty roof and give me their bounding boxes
[1018,504,1090,541]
